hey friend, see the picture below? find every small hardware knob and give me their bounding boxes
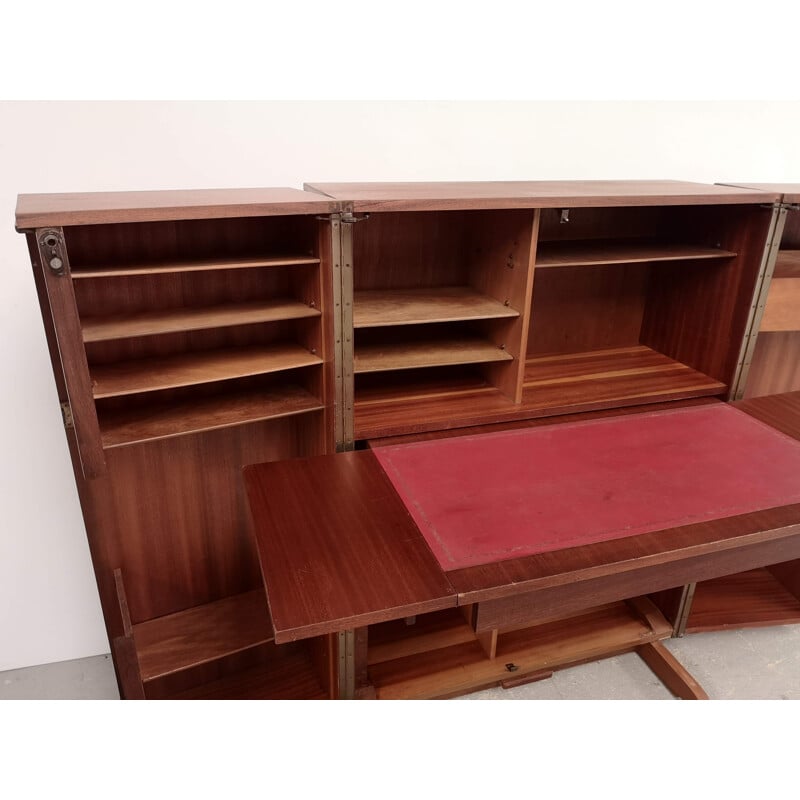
[49,257,63,271]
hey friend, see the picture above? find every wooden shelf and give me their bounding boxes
[353,287,519,328]
[91,343,322,399]
[71,255,320,279]
[133,590,273,682]
[535,240,737,268]
[521,345,726,412]
[354,337,512,374]
[353,345,724,440]
[368,600,670,700]
[685,569,800,633]
[82,299,321,343]
[100,384,323,448]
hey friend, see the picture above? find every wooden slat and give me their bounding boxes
[100,385,324,448]
[133,590,273,682]
[535,240,737,268]
[685,569,800,633]
[353,287,519,327]
[90,343,322,398]
[71,255,320,279]
[760,278,800,332]
[369,601,669,700]
[244,449,457,644]
[354,338,513,374]
[82,299,320,342]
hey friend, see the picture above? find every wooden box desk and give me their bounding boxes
[245,396,800,700]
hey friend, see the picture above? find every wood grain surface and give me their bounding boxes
[133,590,273,681]
[535,239,736,268]
[244,449,456,643]
[305,180,775,212]
[90,343,322,398]
[354,337,513,373]
[82,299,321,342]
[353,287,519,327]
[16,187,336,228]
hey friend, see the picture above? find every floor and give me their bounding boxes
[2,624,799,699]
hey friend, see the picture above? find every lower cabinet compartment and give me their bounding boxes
[685,565,800,634]
[365,597,673,700]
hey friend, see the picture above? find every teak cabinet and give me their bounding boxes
[15,181,800,700]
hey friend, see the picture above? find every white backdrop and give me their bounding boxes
[2,100,800,672]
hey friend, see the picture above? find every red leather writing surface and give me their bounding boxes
[373,405,800,570]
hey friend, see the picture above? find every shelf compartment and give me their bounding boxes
[685,569,800,634]
[353,287,519,328]
[71,254,320,279]
[91,343,322,399]
[775,250,800,278]
[368,599,670,700]
[760,278,800,332]
[82,299,321,343]
[354,337,512,374]
[133,590,274,682]
[522,345,725,412]
[535,239,737,268]
[99,384,323,448]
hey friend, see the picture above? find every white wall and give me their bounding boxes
[2,100,800,672]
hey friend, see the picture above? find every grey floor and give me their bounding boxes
[2,624,799,700]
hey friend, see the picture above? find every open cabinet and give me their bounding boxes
[16,189,340,699]
[17,180,800,700]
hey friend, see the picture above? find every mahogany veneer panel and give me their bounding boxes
[71,255,320,279]
[15,187,336,228]
[535,240,736,268]
[353,287,519,327]
[82,300,321,342]
[90,343,322,398]
[305,180,774,212]
[99,384,323,448]
[133,590,273,681]
[735,390,800,440]
[743,334,800,399]
[685,569,800,633]
[166,648,328,700]
[760,279,800,331]
[244,449,456,644]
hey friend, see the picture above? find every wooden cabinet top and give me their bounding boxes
[15,187,338,229]
[304,180,778,212]
[720,183,800,204]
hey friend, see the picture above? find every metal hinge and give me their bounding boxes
[60,402,74,429]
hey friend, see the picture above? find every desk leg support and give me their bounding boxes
[637,640,708,700]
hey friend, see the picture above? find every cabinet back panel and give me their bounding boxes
[641,205,771,384]
[353,211,470,290]
[538,207,669,242]
[82,415,324,624]
[64,216,318,267]
[527,264,649,356]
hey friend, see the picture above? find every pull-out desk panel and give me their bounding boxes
[245,395,800,698]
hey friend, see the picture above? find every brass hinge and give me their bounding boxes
[60,402,74,429]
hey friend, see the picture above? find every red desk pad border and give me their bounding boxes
[373,404,800,571]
